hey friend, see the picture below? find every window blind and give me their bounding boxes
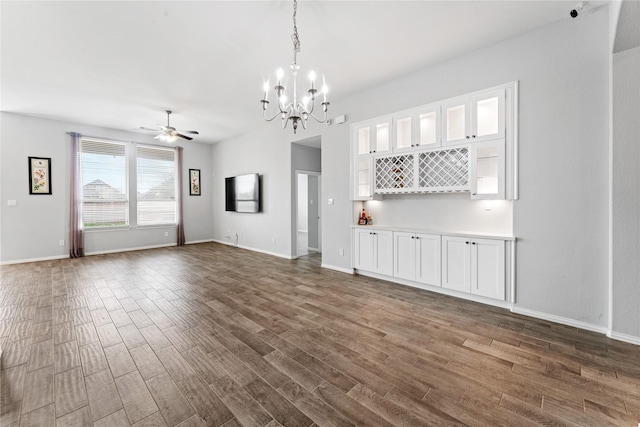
[137,145,176,226]
[80,139,129,228]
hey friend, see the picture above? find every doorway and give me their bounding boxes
[296,171,322,258]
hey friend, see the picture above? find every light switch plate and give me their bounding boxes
[7,200,17,207]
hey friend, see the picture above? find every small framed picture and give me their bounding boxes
[189,169,201,196]
[28,157,52,195]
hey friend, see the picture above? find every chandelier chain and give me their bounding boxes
[291,0,301,65]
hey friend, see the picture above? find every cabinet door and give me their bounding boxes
[393,113,413,152]
[470,139,505,200]
[442,97,469,146]
[374,230,394,276]
[354,229,375,271]
[441,236,471,292]
[393,232,415,280]
[415,234,441,286]
[470,238,505,300]
[353,156,373,200]
[416,105,440,149]
[355,124,372,156]
[374,120,392,155]
[470,89,505,142]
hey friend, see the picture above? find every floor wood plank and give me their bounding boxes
[1,244,639,426]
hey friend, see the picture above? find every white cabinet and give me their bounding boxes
[392,104,441,152]
[354,228,393,276]
[354,156,374,201]
[442,236,505,300]
[442,88,505,146]
[470,139,505,200]
[393,232,441,286]
[353,116,392,156]
[352,116,392,200]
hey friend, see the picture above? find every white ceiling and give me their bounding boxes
[1,1,596,144]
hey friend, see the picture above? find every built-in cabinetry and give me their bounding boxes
[393,232,441,286]
[353,228,393,276]
[442,88,506,145]
[353,226,514,306]
[441,236,505,300]
[350,82,516,201]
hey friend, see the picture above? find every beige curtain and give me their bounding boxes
[69,132,84,257]
[176,146,185,246]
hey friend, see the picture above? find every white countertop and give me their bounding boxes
[351,224,515,241]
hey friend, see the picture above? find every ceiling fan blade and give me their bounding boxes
[177,130,199,135]
[140,127,159,132]
[176,133,193,141]
[153,134,163,140]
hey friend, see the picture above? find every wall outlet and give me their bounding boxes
[7,200,17,207]
[59,240,65,246]
[339,248,344,256]
[164,231,169,237]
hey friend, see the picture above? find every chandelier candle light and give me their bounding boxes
[261,0,329,133]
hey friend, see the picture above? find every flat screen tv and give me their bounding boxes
[225,173,260,213]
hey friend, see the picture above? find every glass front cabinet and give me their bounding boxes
[392,104,440,153]
[442,88,505,146]
[352,116,392,200]
[350,82,516,201]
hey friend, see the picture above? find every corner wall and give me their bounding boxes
[611,45,640,341]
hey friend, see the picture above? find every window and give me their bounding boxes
[137,145,176,226]
[79,139,177,229]
[80,139,129,228]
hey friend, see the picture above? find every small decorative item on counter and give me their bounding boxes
[366,214,373,225]
[358,208,368,225]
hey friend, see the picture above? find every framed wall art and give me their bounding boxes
[28,157,52,195]
[189,169,201,196]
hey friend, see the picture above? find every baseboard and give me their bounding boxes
[211,239,295,260]
[87,243,176,256]
[607,330,640,346]
[321,263,354,274]
[308,247,320,252]
[356,269,511,309]
[186,239,215,245]
[511,306,609,335]
[0,254,69,265]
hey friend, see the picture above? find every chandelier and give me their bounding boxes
[260,0,329,134]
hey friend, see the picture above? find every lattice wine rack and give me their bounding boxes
[418,147,469,192]
[375,154,414,193]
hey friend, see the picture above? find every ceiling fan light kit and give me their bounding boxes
[141,110,199,143]
[260,0,329,134]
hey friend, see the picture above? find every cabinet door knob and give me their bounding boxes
[465,241,469,244]
[373,150,376,153]
[472,135,476,138]
[466,136,470,139]
[416,237,420,240]
[472,242,476,245]
[472,193,477,196]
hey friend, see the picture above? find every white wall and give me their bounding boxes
[297,174,308,232]
[308,175,320,250]
[0,112,213,263]
[211,125,293,257]
[611,45,640,339]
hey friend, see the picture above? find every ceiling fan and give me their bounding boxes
[140,110,199,142]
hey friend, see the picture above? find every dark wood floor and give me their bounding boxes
[1,243,639,426]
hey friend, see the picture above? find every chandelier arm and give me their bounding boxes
[263,110,283,122]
